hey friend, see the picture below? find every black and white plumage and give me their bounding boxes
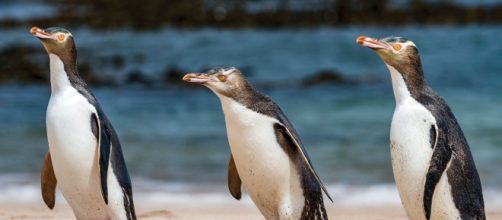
[32,27,136,220]
[183,68,332,220]
[358,36,485,220]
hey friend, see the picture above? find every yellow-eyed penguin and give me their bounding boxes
[183,67,332,220]
[31,27,136,220]
[357,36,485,220]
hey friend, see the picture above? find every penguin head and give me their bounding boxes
[31,27,76,60]
[183,67,248,97]
[356,35,421,71]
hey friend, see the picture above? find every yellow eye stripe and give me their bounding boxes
[392,44,402,51]
[57,34,65,41]
[218,75,227,82]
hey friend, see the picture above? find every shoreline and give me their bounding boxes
[0,175,501,219]
[3,2,502,29]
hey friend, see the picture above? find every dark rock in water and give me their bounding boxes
[125,69,153,86]
[163,65,212,88]
[163,66,186,86]
[72,61,116,86]
[98,54,125,70]
[110,55,125,69]
[0,46,48,84]
[132,54,146,64]
[0,45,116,86]
[302,69,349,86]
[3,0,502,29]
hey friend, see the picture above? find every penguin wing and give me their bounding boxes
[423,124,452,219]
[41,151,57,209]
[227,154,242,200]
[273,118,333,202]
[92,110,136,217]
[92,112,111,204]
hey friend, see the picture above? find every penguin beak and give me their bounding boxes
[356,36,391,50]
[183,73,211,84]
[30,27,56,40]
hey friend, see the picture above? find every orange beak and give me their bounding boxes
[356,35,391,50]
[182,73,211,83]
[31,27,56,40]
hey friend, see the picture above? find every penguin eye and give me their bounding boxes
[57,34,66,42]
[217,75,227,82]
[392,44,402,51]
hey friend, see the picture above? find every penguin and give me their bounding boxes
[357,36,485,220]
[183,67,332,220]
[31,27,136,220]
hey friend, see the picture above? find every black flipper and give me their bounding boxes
[274,123,330,220]
[227,154,242,200]
[412,86,485,219]
[423,124,451,220]
[41,152,57,209]
[92,110,137,219]
[92,113,111,204]
[274,122,332,202]
[443,111,486,220]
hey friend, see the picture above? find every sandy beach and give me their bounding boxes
[1,201,500,220]
[0,202,404,220]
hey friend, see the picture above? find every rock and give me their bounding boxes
[0,45,118,86]
[0,45,48,84]
[162,66,186,86]
[125,69,153,86]
[99,54,125,69]
[76,62,117,86]
[302,69,348,86]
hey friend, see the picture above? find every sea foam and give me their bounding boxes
[0,173,500,209]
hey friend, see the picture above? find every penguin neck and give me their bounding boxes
[48,53,81,94]
[386,64,426,105]
[213,82,272,116]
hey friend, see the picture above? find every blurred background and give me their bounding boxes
[0,0,501,207]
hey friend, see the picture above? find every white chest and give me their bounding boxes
[386,65,435,219]
[391,110,461,220]
[46,55,98,162]
[45,55,109,219]
[387,66,437,175]
[390,98,437,219]
[390,99,436,185]
[46,80,98,157]
[218,95,304,219]
[386,65,459,219]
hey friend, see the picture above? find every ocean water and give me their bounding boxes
[0,1,56,20]
[0,26,501,206]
